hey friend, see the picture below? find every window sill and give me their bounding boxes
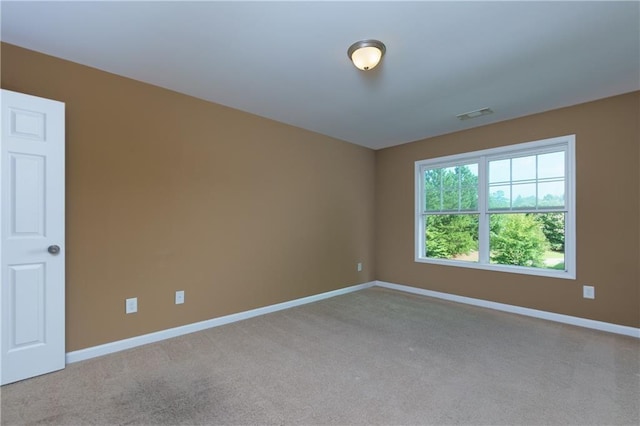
[414,257,576,280]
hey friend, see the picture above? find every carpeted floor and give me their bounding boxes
[1,287,638,425]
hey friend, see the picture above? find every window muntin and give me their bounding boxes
[423,163,478,212]
[415,135,575,279]
[488,150,565,211]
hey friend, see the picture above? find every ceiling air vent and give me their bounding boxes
[456,107,494,121]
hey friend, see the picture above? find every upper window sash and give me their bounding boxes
[484,143,568,162]
[421,162,479,213]
[486,145,567,212]
[420,149,568,214]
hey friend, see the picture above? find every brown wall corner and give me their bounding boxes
[1,43,376,351]
[375,92,640,328]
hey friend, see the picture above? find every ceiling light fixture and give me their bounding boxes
[348,39,386,71]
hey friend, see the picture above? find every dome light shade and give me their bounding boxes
[348,40,386,71]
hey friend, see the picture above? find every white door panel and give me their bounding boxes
[10,263,46,347]
[1,89,65,385]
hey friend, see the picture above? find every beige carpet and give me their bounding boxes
[1,287,638,425]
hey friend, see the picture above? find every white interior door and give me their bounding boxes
[1,89,65,385]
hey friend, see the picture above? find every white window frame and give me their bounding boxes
[415,135,576,279]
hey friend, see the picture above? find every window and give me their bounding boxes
[415,135,575,279]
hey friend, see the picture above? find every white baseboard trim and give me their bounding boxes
[66,281,376,364]
[67,279,637,363]
[375,281,640,339]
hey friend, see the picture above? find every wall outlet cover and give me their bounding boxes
[125,297,138,314]
[583,285,595,299]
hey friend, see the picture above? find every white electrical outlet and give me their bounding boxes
[357,262,363,272]
[583,285,595,299]
[175,290,185,305]
[125,297,138,314]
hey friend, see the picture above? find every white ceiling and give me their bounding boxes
[2,1,639,150]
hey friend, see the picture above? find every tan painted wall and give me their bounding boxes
[376,92,640,328]
[1,43,376,351]
[2,43,638,353]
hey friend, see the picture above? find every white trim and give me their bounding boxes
[413,256,576,280]
[414,135,572,167]
[66,281,376,364]
[565,136,576,277]
[414,135,576,280]
[375,281,640,338]
[66,278,638,364]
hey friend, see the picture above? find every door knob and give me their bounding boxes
[48,245,61,255]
